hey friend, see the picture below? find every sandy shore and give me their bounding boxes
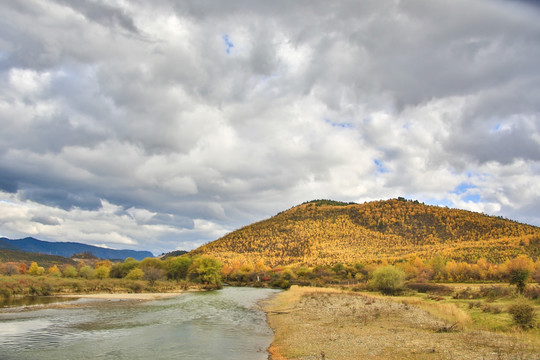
[59,292,185,301]
[263,286,539,360]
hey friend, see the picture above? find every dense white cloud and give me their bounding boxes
[1,0,539,254]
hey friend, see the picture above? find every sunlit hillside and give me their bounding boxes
[189,199,540,266]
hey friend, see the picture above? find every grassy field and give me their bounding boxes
[263,285,540,360]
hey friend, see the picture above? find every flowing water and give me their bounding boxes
[0,287,279,360]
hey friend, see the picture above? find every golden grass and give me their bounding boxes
[400,297,473,328]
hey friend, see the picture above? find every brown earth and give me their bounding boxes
[263,286,539,360]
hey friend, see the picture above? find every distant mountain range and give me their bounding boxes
[190,198,540,266]
[0,237,153,261]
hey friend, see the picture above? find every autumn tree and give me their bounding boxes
[140,257,164,270]
[47,265,62,277]
[94,265,110,279]
[94,259,112,269]
[164,256,192,281]
[188,256,223,289]
[79,265,94,279]
[110,257,140,278]
[143,267,166,286]
[18,262,28,274]
[28,262,44,276]
[125,268,144,280]
[1,262,19,276]
[62,265,78,278]
[506,255,534,293]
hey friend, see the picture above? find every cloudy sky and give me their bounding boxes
[1,0,539,255]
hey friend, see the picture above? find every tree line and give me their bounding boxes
[0,255,223,289]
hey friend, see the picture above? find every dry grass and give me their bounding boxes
[400,297,473,329]
[263,286,540,360]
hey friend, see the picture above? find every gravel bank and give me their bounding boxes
[263,286,539,360]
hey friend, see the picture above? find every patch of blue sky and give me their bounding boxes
[373,159,388,173]
[452,182,477,195]
[222,34,234,54]
[463,193,481,203]
[466,171,477,179]
[324,118,353,129]
[452,182,481,203]
[490,122,512,133]
[423,198,453,208]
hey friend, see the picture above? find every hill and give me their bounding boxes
[189,198,540,266]
[0,237,153,261]
[0,249,76,268]
[160,250,189,259]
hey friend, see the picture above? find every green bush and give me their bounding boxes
[369,265,405,295]
[508,301,536,329]
[62,266,78,278]
[125,268,144,280]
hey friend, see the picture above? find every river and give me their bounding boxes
[0,287,280,360]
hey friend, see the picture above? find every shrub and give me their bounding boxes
[369,265,405,295]
[271,278,291,289]
[407,283,453,296]
[453,287,481,300]
[296,266,311,277]
[280,268,297,281]
[479,286,513,300]
[468,301,482,309]
[508,301,536,329]
[481,304,502,314]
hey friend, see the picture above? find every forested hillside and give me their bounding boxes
[190,199,540,266]
[0,249,76,268]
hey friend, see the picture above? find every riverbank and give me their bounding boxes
[59,291,186,300]
[263,286,539,360]
[0,274,200,300]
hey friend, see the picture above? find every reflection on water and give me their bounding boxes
[0,287,279,360]
[0,296,76,308]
